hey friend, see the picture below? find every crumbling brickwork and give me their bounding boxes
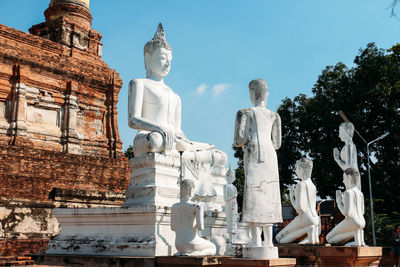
[0,0,130,256]
[0,145,129,201]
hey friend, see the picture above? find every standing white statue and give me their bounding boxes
[333,122,360,189]
[224,166,238,243]
[326,168,366,246]
[233,79,282,259]
[127,23,226,164]
[171,179,217,256]
[276,158,320,244]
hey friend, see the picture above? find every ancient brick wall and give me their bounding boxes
[0,145,129,256]
[0,22,124,158]
[0,0,130,256]
[0,145,129,201]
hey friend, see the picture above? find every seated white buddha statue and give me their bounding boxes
[128,23,226,167]
[326,168,366,246]
[276,158,320,244]
[171,179,216,256]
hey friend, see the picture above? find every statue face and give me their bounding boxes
[146,47,172,78]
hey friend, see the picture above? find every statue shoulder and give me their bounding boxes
[270,110,281,120]
[236,108,252,118]
[129,78,146,90]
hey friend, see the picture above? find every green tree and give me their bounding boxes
[277,43,400,245]
[124,145,134,160]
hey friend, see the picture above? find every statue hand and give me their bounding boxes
[158,127,175,151]
[333,148,340,160]
[336,190,342,201]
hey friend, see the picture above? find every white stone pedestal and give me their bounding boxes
[46,206,229,256]
[243,246,279,259]
[47,152,231,257]
[123,152,227,212]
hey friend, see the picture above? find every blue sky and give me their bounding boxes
[1,0,400,167]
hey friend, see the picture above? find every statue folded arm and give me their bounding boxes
[336,190,350,217]
[272,113,282,150]
[333,138,354,170]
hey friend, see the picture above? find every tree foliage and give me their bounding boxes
[276,43,400,244]
[124,145,134,160]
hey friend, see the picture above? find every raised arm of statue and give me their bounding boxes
[234,110,248,147]
[333,147,342,166]
[272,113,282,150]
[195,204,204,231]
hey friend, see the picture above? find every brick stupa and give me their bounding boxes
[0,0,129,256]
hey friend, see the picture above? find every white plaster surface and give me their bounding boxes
[171,179,216,256]
[326,170,366,246]
[127,23,227,168]
[233,79,282,249]
[46,206,233,256]
[123,152,227,212]
[333,122,360,189]
[243,246,279,259]
[276,158,320,244]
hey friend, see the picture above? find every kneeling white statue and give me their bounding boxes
[276,158,320,244]
[326,168,366,246]
[171,179,216,256]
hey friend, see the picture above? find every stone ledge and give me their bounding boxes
[156,256,232,266]
[33,255,295,267]
[278,245,382,266]
[221,257,296,267]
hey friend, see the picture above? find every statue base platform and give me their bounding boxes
[46,152,235,257]
[221,257,296,267]
[33,255,295,267]
[243,246,279,259]
[123,152,227,211]
[278,245,382,266]
[45,206,237,257]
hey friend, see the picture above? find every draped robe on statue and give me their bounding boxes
[234,107,282,224]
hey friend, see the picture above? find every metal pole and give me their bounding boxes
[366,144,377,246]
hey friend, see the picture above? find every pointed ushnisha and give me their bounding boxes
[144,23,172,55]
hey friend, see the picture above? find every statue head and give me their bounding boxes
[144,23,172,79]
[295,158,313,180]
[343,168,360,189]
[248,79,268,107]
[339,122,354,141]
[180,179,195,200]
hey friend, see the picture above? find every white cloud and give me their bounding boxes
[212,83,231,96]
[195,84,208,95]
